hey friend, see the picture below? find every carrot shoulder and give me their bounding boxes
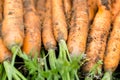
[67,0,89,56]
[2,0,24,49]
[83,0,111,74]
[23,0,41,57]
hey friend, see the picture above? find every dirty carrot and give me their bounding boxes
[111,0,120,21]
[83,0,111,79]
[23,0,41,57]
[102,11,120,80]
[2,0,24,66]
[87,0,97,23]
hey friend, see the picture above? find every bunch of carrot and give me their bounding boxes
[1,0,120,80]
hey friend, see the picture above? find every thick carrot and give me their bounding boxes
[111,0,120,21]
[2,0,24,66]
[67,0,89,56]
[22,0,41,57]
[87,0,97,23]
[102,12,120,80]
[83,0,111,79]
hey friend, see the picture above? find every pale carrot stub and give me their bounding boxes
[23,0,41,56]
[104,12,120,72]
[0,38,11,63]
[67,0,89,56]
[42,0,56,50]
[2,0,24,49]
[83,0,111,73]
[52,0,68,41]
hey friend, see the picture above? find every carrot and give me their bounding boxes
[102,12,120,80]
[2,0,24,66]
[111,0,120,22]
[36,0,46,25]
[63,0,72,25]
[0,0,3,23]
[87,0,97,23]
[83,0,111,79]
[22,0,41,57]
[67,0,89,56]
[42,0,58,79]
[52,0,71,79]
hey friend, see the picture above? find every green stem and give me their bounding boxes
[13,73,21,80]
[102,71,112,80]
[11,46,19,66]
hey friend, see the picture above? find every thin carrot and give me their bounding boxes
[83,0,111,79]
[22,0,41,57]
[87,0,97,24]
[102,12,120,80]
[42,0,58,79]
[63,0,72,26]
[36,0,46,25]
[52,0,71,79]
[111,0,120,21]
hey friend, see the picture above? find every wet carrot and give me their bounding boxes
[22,0,41,57]
[102,11,120,80]
[83,0,111,78]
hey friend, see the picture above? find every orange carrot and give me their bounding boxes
[42,0,56,50]
[87,0,97,23]
[0,0,3,23]
[36,0,46,25]
[2,0,24,66]
[67,0,89,56]
[23,0,41,57]
[83,0,111,78]
[102,11,120,80]
[111,0,120,21]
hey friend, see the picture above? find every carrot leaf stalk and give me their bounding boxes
[102,71,112,80]
[85,60,103,80]
[3,61,27,80]
[11,45,19,66]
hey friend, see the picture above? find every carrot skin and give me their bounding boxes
[104,12,120,72]
[52,0,68,42]
[0,38,11,63]
[67,0,89,56]
[2,0,24,49]
[23,0,41,56]
[83,0,111,73]
[42,0,56,50]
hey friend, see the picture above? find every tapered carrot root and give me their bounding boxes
[67,0,89,56]
[23,0,41,57]
[83,0,111,78]
[87,0,97,23]
[111,0,120,21]
[102,11,120,80]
